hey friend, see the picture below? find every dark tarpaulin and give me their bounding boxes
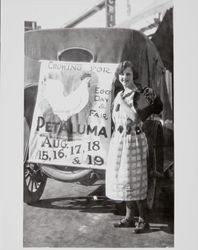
[151,8,173,74]
[152,9,174,148]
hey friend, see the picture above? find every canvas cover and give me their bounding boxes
[25,28,172,122]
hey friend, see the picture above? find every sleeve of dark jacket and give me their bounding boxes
[136,95,163,122]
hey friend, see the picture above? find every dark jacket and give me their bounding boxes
[136,96,163,122]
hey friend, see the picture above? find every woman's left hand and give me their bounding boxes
[143,87,156,104]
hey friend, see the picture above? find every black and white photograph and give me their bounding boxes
[1,0,198,249]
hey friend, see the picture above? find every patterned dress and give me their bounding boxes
[106,88,148,201]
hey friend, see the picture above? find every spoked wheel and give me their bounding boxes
[143,120,164,210]
[24,162,47,204]
[24,117,47,204]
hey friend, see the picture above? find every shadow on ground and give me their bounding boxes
[29,183,174,234]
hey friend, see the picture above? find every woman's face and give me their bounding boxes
[118,66,134,89]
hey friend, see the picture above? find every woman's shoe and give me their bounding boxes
[133,220,150,233]
[113,218,135,228]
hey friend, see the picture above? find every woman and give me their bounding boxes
[106,61,163,233]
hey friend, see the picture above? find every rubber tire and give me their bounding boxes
[24,162,47,204]
[24,117,47,204]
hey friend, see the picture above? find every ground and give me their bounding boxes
[23,177,174,248]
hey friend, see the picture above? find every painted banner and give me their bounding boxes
[28,60,118,169]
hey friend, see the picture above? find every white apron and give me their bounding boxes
[106,88,148,201]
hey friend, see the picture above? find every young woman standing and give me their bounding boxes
[106,61,163,233]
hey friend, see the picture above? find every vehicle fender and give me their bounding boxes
[40,165,93,183]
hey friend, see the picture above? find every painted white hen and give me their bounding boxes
[43,76,91,121]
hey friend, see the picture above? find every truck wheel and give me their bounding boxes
[24,161,47,204]
[143,120,164,210]
[24,117,47,204]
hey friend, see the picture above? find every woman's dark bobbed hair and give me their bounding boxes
[115,60,138,81]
